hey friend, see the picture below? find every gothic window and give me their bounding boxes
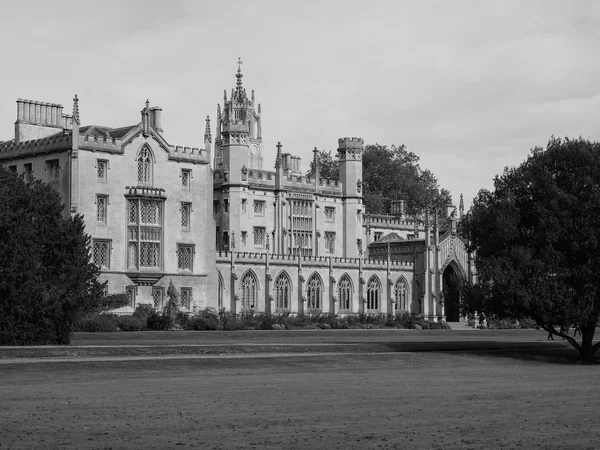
[254,200,265,216]
[126,286,136,309]
[374,232,383,241]
[324,207,335,222]
[241,199,247,213]
[325,232,336,254]
[180,287,192,310]
[223,199,229,213]
[137,146,152,184]
[96,195,108,224]
[213,201,221,214]
[92,240,111,269]
[307,273,322,310]
[127,199,163,269]
[177,244,194,271]
[240,271,257,310]
[217,271,224,309]
[46,159,59,181]
[181,202,191,230]
[367,276,381,311]
[97,159,108,182]
[395,277,408,312]
[338,274,352,311]
[274,272,291,310]
[181,169,191,188]
[241,231,247,246]
[152,287,164,310]
[24,163,33,182]
[290,200,313,256]
[253,227,265,246]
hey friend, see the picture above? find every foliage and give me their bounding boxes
[116,315,144,331]
[132,304,155,329]
[460,137,600,361]
[306,149,339,181]
[73,314,119,332]
[0,167,107,345]
[362,144,452,218]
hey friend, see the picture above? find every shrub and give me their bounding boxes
[146,311,171,331]
[132,304,155,329]
[73,314,119,332]
[116,315,144,331]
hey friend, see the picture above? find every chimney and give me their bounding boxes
[149,106,163,134]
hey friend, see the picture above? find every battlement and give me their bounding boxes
[337,137,364,150]
[0,132,71,159]
[365,214,419,229]
[215,251,413,271]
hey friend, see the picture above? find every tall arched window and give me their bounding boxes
[338,274,352,311]
[395,277,408,312]
[240,271,257,310]
[274,272,291,310]
[217,271,224,310]
[137,146,152,184]
[307,273,322,310]
[366,276,380,311]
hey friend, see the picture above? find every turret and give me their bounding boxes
[337,137,364,198]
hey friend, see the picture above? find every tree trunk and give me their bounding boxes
[578,325,598,362]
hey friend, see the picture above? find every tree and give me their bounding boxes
[460,137,600,361]
[306,149,339,181]
[362,144,452,218]
[0,167,112,345]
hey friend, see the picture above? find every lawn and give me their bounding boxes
[1,343,599,449]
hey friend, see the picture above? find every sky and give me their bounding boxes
[1,0,599,208]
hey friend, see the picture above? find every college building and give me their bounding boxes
[0,65,475,321]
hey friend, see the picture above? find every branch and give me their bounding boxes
[542,324,581,352]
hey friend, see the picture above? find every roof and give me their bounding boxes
[79,124,138,140]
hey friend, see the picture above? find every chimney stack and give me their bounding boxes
[149,106,163,134]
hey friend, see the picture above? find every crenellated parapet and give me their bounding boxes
[364,213,419,230]
[0,132,71,159]
[168,145,210,164]
[337,137,363,160]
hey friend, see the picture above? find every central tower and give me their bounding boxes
[214,59,263,174]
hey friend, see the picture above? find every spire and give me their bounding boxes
[204,115,211,143]
[72,94,80,125]
[313,147,320,181]
[459,193,464,218]
[258,103,261,115]
[275,141,282,169]
[235,57,243,91]
[223,90,227,103]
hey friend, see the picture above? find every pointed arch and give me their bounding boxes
[240,269,259,310]
[394,276,409,312]
[366,275,381,311]
[137,144,154,185]
[306,272,323,310]
[217,270,224,310]
[338,273,353,311]
[274,271,292,310]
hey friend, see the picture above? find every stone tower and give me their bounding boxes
[337,137,364,258]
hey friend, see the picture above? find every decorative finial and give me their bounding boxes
[275,141,282,169]
[235,57,243,91]
[204,115,211,143]
[258,103,261,114]
[230,231,235,250]
[224,90,227,103]
[266,234,270,252]
[251,90,255,103]
[459,193,465,218]
[145,99,149,109]
[72,94,80,125]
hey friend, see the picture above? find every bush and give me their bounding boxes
[73,314,119,332]
[132,304,155,329]
[116,315,144,331]
[147,311,171,331]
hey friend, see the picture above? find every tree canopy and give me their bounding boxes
[460,137,600,361]
[307,144,452,218]
[0,167,125,345]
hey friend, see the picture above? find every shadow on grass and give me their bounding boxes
[384,341,594,364]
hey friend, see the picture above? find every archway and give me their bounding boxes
[442,264,461,322]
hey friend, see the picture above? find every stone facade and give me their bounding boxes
[0,66,474,321]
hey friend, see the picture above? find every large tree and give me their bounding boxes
[0,167,120,345]
[307,144,452,217]
[461,137,600,361]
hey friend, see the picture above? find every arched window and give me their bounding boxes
[395,277,408,312]
[137,146,152,184]
[240,271,257,310]
[274,272,291,310]
[366,276,380,311]
[338,274,352,311]
[307,273,322,310]
[217,271,224,310]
